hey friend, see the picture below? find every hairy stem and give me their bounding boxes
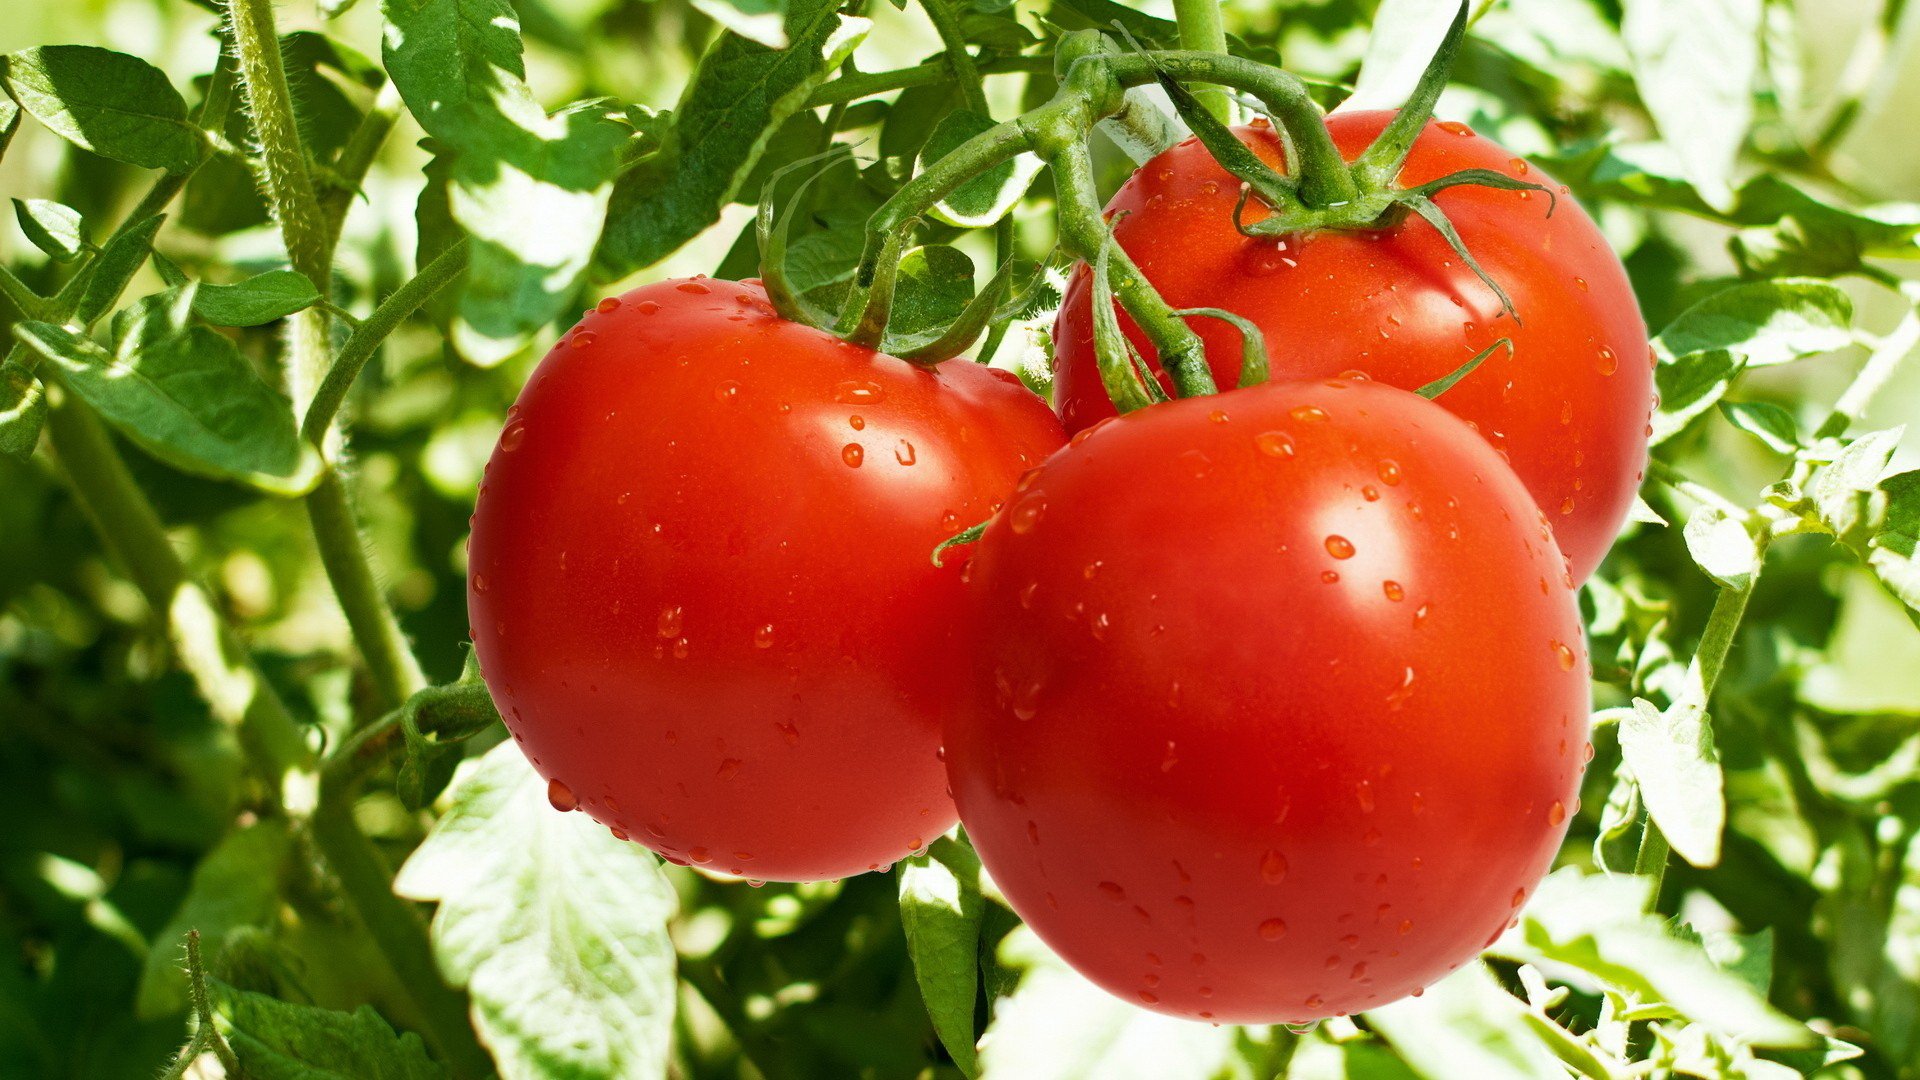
[307,472,428,707]
[806,55,1054,107]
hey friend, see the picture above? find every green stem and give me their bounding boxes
[805,55,1054,107]
[0,265,46,321]
[225,0,330,298]
[1818,296,1920,439]
[1171,0,1231,122]
[303,239,471,444]
[43,395,313,776]
[307,472,428,707]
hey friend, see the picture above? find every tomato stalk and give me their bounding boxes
[1170,0,1231,122]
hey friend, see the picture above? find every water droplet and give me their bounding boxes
[1090,612,1111,641]
[499,422,527,452]
[894,440,916,466]
[834,380,885,404]
[636,300,660,315]
[753,624,775,649]
[609,827,630,841]
[1018,582,1038,609]
[1511,888,1527,907]
[1597,347,1618,376]
[1009,495,1046,535]
[1548,800,1567,825]
[842,443,864,468]
[1137,990,1159,1004]
[1386,667,1415,710]
[1321,570,1341,584]
[1382,580,1404,602]
[596,296,621,313]
[714,380,741,402]
[1208,408,1230,424]
[673,637,690,659]
[1290,405,1328,423]
[1356,779,1377,812]
[1012,681,1043,720]
[1261,849,1288,883]
[1099,881,1126,901]
[472,573,490,594]
[1255,431,1295,458]
[571,331,597,349]
[1181,449,1213,478]
[1259,918,1288,940]
[676,281,710,295]
[717,758,741,781]
[1508,157,1529,175]
[1574,277,1589,292]
[848,415,865,430]
[1551,640,1575,670]
[547,779,578,812]
[1325,535,1356,559]
[1437,120,1474,137]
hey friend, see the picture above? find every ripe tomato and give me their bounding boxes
[469,278,1064,882]
[1053,112,1651,583]
[945,377,1588,1022]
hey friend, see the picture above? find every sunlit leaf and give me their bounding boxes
[0,45,200,173]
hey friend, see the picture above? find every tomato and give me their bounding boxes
[469,278,1065,882]
[945,377,1588,1022]
[1053,112,1651,583]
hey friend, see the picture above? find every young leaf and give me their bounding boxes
[394,741,679,1080]
[0,362,46,456]
[595,0,869,277]
[1653,279,1852,368]
[1620,0,1761,209]
[1682,505,1759,591]
[1811,428,1901,544]
[382,0,629,364]
[976,925,1247,1079]
[12,198,88,261]
[208,979,447,1079]
[887,245,975,342]
[1652,349,1744,445]
[900,835,984,1077]
[13,292,321,495]
[1619,697,1724,867]
[689,0,790,49]
[1718,400,1798,453]
[920,110,1044,229]
[1867,471,1920,613]
[75,212,164,326]
[191,270,322,326]
[0,45,201,173]
[0,95,19,160]
[1365,964,1574,1080]
[137,820,292,1019]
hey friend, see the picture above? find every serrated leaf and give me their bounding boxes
[13,292,321,495]
[1652,349,1744,444]
[977,925,1249,1079]
[690,0,789,48]
[12,198,87,261]
[1620,0,1761,209]
[394,741,678,1080]
[596,0,868,276]
[1867,471,1920,613]
[921,110,1043,229]
[900,835,983,1077]
[1812,427,1901,543]
[1620,697,1723,867]
[1654,280,1852,368]
[1365,964,1572,1080]
[0,362,46,456]
[0,45,200,173]
[209,978,447,1079]
[137,820,291,1018]
[1683,504,1759,590]
[76,212,164,326]
[383,0,629,365]
[1497,868,1813,1048]
[1719,400,1798,452]
[192,270,322,326]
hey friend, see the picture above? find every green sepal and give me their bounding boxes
[932,520,988,567]
[1170,307,1268,388]
[1416,338,1510,400]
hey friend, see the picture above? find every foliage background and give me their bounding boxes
[2,0,1919,1077]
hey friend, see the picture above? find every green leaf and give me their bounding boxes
[1620,0,1761,209]
[690,0,790,48]
[208,978,448,1079]
[887,245,975,342]
[977,925,1249,1079]
[394,741,678,1080]
[75,213,164,327]
[1653,280,1852,368]
[595,0,869,276]
[0,95,19,160]
[1718,400,1798,453]
[1497,868,1813,1048]
[1652,349,1744,445]
[382,0,630,364]
[0,46,200,173]
[13,291,321,495]
[1339,0,1461,112]
[191,270,322,327]
[1812,427,1901,544]
[12,198,88,261]
[0,361,46,456]
[899,835,983,1076]
[1682,505,1759,590]
[1365,964,1572,1080]
[1868,471,1920,613]
[921,110,1042,229]
[1620,697,1724,867]
[137,820,291,1018]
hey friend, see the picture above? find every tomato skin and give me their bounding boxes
[945,378,1588,1022]
[469,278,1064,882]
[1053,112,1651,583]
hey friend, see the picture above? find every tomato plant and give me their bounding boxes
[2,0,1918,1077]
[1053,112,1653,583]
[948,377,1588,1023]
[469,277,1062,881]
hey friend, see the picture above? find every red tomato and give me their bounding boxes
[945,377,1588,1022]
[469,278,1064,882]
[1053,112,1652,583]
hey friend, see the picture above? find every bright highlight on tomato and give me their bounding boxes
[469,278,1065,882]
[946,376,1589,1022]
[1053,112,1653,583]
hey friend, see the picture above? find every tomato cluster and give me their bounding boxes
[471,118,1640,1023]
